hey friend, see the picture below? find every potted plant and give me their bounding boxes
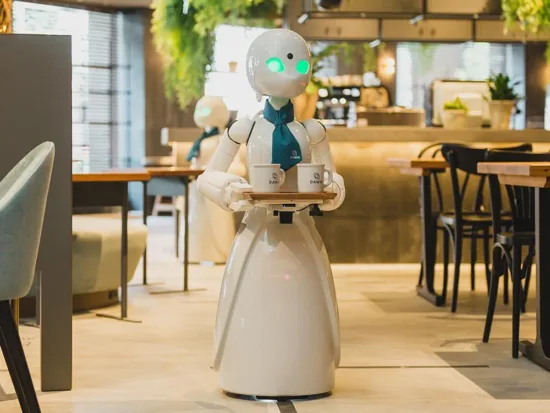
[151,0,285,110]
[441,97,469,129]
[487,73,520,130]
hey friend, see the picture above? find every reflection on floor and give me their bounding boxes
[1,216,550,412]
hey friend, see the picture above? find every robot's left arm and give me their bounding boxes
[303,119,345,211]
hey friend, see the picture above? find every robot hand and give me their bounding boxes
[320,172,345,212]
[222,181,255,212]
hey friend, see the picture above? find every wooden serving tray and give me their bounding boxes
[243,192,336,201]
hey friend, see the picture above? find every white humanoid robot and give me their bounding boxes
[180,96,246,263]
[198,29,345,398]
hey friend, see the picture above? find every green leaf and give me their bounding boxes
[151,0,285,110]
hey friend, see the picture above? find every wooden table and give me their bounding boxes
[146,167,205,293]
[478,161,550,371]
[387,158,448,307]
[73,170,151,322]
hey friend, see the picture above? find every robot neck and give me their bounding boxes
[269,96,290,110]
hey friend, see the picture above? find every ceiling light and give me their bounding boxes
[369,39,381,48]
[410,14,424,25]
[297,13,310,24]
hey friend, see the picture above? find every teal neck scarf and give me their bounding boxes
[263,100,302,171]
[186,127,220,161]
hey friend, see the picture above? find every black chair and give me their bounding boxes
[482,149,550,358]
[416,142,453,289]
[440,143,532,312]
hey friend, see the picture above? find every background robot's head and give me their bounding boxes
[246,29,312,100]
[193,96,230,130]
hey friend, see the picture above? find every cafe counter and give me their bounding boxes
[319,126,550,263]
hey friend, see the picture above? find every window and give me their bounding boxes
[13,1,129,172]
[396,42,525,128]
[205,25,268,118]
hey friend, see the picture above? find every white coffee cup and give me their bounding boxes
[297,164,333,193]
[251,164,286,193]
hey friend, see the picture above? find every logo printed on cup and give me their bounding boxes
[297,163,333,193]
[251,164,286,193]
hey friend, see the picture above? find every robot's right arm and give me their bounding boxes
[197,118,254,212]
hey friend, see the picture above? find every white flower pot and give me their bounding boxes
[441,109,467,129]
[490,100,515,130]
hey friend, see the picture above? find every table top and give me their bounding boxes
[73,169,151,183]
[146,167,205,177]
[478,162,550,176]
[244,192,337,201]
[477,162,550,188]
[387,158,448,176]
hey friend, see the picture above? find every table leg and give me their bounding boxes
[183,176,189,292]
[97,184,141,323]
[143,181,148,285]
[121,184,129,318]
[175,208,180,258]
[519,187,550,369]
[416,174,446,307]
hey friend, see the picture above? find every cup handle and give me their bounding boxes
[279,169,286,186]
[323,168,333,187]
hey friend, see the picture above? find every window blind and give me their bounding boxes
[13,1,129,172]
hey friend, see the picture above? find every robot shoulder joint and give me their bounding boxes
[227,117,255,145]
[302,119,326,145]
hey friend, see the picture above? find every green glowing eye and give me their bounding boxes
[196,107,211,117]
[266,57,285,73]
[296,59,310,75]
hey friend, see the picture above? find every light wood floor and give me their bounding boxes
[1,217,550,412]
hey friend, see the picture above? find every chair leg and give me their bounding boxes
[0,300,41,413]
[470,231,477,291]
[175,208,180,258]
[521,247,534,314]
[451,230,463,313]
[512,244,522,359]
[483,247,501,343]
[503,262,509,305]
[418,261,423,286]
[443,230,450,301]
[483,228,491,293]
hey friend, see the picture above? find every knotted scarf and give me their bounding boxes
[263,100,302,171]
[186,127,220,161]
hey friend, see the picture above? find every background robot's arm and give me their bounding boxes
[197,118,254,211]
[303,119,346,211]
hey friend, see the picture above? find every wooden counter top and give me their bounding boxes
[146,167,205,177]
[73,170,150,182]
[327,126,550,143]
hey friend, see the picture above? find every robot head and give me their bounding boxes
[246,29,312,100]
[193,96,230,130]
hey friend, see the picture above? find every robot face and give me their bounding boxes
[246,29,312,100]
[193,96,230,129]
